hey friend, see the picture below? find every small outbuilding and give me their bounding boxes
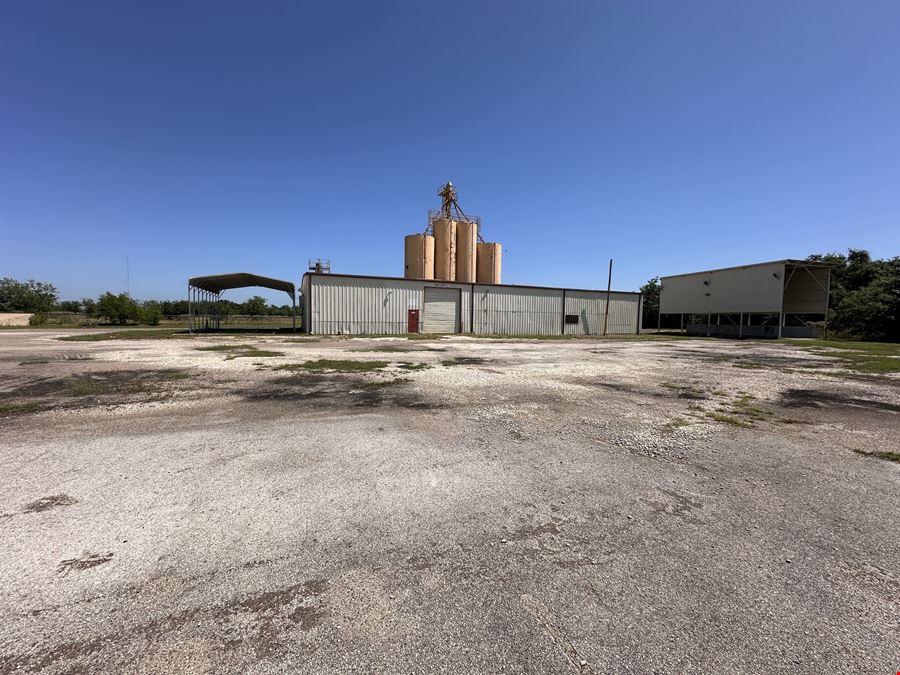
[658,259,831,338]
[301,273,642,336]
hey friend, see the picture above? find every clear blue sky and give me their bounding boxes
[2,1,898,304]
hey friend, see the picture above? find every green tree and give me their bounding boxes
[96,292,140,325]
[0,278,58,313]
[241,295,268,315]
[140,301,163,326]
[55,300,82,313]
[807,250,900,342]
[639,277,660,328]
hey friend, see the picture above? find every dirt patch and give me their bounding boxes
[23,494,78,513]
[780,389,900,413]
[1,578,327,672]
[441,357,488,366]
[660,382,709,400]
[196,345,284,360]
[242,373,436,410]
[57,552,113,575]
[0,370,191,413]
[853,449,900,463]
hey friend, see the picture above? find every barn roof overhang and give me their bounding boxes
[188,272,295,297]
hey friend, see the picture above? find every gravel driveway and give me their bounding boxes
[1,330,898,674]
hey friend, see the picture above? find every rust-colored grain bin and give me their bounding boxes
[433,218,457,281]
[476,242,502,284]
[404,234,435,279]
[455,220,478,283]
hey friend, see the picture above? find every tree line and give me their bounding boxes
[0,279,295,326]
[639,249,898,342]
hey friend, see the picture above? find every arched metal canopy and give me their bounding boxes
[187,272,297,332]
[188,272,294,297]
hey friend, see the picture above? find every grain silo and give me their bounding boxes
[456,220,477,283]
[404,234,435,279]
[477,243,502,284]
[433,218,457,281]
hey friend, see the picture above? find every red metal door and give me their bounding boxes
[407,309,420,333]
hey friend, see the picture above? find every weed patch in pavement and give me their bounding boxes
[196,344,284,360]
[441,357,488,366]
[705,411,752,428]
[660,382,708,400]
[398,362,431,371]
[59,329,186,342]
[275,359,389,373]
[785,339,900,374]
[853,449,900,463]
[23,494,78,513]
[0,402,45,416]
[1,370,191,412]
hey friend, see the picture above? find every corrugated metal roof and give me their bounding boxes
[188,272,295,296]
[660,259,832,281]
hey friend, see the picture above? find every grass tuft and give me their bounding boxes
[195,344,284,359]
[705,411,752,428]
[784,339,900,374]
[0,402,45,416]
[853,449,900,463]
[276,359,389,373]
[59,329,185,342]
[397,362,431,371]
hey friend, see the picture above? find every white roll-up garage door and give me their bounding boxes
[423,287,460,333]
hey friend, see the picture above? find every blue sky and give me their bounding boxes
[2,1,898,304]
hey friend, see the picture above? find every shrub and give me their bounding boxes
[140,301,163,326]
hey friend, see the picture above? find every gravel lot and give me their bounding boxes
[1,329,898,674]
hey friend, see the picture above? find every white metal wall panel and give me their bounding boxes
[563,291,640,335]
[309,276,422,334]
[660,262,785,315]
[473,285,563,335]
[423,287,460,333]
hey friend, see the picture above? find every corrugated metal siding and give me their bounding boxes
[473,285,563,335]
[310,276,422,334]
[563,291,640,335]
[308,276,472,334]
[660,262,785,315]
[305,274,639,335]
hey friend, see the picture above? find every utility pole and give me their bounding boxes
[603,259,613,336]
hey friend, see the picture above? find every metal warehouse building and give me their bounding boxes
[301,273,642,336]
[659,259,831,338]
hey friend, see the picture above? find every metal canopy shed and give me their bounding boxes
[658,259,832,338]
[188,272,297,332]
